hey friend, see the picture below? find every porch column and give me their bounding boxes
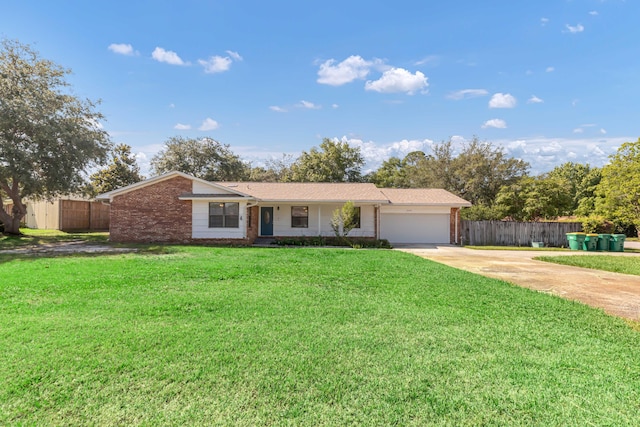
[317,206,322,235]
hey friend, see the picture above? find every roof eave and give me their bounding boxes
[257,199,390,204]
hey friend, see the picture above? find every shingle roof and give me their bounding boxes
[96,171,472,206]
[216,182,389,203]
[216,182,471,206]
[379,188,472,206]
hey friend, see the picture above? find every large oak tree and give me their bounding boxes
[150,136,249,181]
[0,40,111,234]
[290,138,364,182]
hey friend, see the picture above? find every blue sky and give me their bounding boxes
[2,0,638,175]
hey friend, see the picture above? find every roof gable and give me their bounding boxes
[95,171,252,201]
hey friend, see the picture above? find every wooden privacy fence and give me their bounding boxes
[60,200,110,231]
[462,220,583,247]
[4,199,109,231]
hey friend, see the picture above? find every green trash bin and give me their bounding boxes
[566,232,586,250]
[609,234,626,252]
[584,234,599,251]
[597,234,611,251]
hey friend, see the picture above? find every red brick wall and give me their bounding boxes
[109,176,193,243]
[247,205,259,242]
[450,207,461,244]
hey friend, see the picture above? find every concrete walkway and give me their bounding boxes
[396,244,640,321]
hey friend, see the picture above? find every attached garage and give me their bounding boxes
[381,211,450,244]
[379,189,471,245]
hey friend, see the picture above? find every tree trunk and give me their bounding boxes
[2,215,22,235]
[0,183,27,235]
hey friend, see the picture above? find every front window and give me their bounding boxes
[291,206,308,228]
[209,202,240,228]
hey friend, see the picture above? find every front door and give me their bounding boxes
[260,207,274,236]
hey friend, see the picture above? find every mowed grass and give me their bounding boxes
[1,247,639,426]
[536,255,640,276]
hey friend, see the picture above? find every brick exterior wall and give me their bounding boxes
[450,207,461,244]
[109,176,193,243]
[247,205,259,242]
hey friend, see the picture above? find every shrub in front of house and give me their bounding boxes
[274,236,392,249]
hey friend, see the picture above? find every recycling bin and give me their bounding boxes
[566,232,586,250]
[609,234,626,252]
[583,234,599,251]
[597,234,611,251]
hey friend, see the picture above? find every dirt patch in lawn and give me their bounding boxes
[0,240,137,256]
[397,245,640,321]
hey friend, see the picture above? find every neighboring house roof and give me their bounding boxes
[217,182,390,203]
[380,188,472,207]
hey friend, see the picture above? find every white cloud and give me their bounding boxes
[573,128,584,133]
[298,100,321,109]
[174,123,191,130]
[565,23,585,33]
[527,95,544,104]
[269,106,287,113]
[481,119,507,129]
[447,89,489,100]
[600,128,607,135]
[589,11,598,16]
[198,56,232,73]
[546,66,555,72]
[317,55,379,86]
[498,136,630,174]
[169,103,176,108]
[365,68,428,95]
[541,17,549,26]
[152,47,187,65]
[332,104,339,109]
[226,50,243,61]
[198,118,219,131]
[341,136,434,167]
[414,55,440,66]
[108,43,136,56]
[489,93,517,108]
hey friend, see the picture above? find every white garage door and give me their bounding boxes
[381,213,450,244]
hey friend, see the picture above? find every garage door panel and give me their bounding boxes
[381,213,450,244]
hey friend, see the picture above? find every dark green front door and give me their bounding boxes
[261,207,273,236]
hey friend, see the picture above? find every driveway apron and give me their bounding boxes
[396,245,640,321]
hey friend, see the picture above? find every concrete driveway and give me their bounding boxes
[396,243,640,321]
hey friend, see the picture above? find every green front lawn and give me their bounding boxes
[1,247,639,425]
[536,255,640,276]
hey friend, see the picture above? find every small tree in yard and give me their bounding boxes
[331,201,359,246]
[0,39,111,234]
